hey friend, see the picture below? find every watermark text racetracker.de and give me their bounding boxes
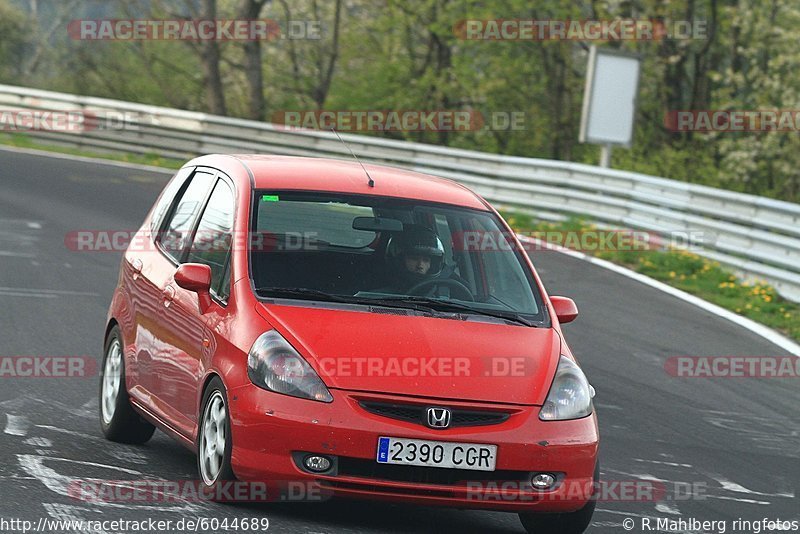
[665,356,800,378]
[68,479,329,503]
[457,230,708,253]
[271,110,526,132]
[665,110,800,132]
[466,479,706,502]
[64,229,710,253]
[0,109,156,132]
[0,356,96,378]
[69,18,320,41]
[455,18,708,41]
[0,516,270,533]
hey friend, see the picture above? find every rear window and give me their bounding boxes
[256,194,376,248]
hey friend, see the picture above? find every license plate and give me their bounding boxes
[376,437,497,471]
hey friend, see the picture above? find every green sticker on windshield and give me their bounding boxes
[261,195,280,202]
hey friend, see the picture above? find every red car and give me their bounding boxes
[100,155,599,533]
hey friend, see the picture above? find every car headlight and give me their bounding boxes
[539,356,594,421]
[247,330,333,402]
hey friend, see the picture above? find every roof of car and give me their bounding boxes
[187,154,490,210]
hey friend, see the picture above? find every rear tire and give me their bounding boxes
[197,377,236,500]
[99,325,156,444]
[518,460,599,534]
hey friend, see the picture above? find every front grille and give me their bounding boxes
[336,457,528,486]
[359,401,510,428]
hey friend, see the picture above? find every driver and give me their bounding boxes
[378,224,446,295]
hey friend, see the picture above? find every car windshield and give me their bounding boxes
[250,191,547,325]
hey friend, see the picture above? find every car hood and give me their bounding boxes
[255,302,560,405]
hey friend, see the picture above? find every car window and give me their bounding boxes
[257,195,376,248]
[251,192,545,322]
[470,217,537,314]
[150,167,193,234]
[158,171,216,262]
[186,179,235,299]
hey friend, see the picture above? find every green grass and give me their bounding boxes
[0,132,184,169]
[502,211,800,343]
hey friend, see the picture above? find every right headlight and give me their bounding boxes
[247,330,333,403]
[539,355,595,421]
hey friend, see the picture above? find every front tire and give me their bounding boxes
[518,460,599,534]
[99,325,156,444]
[197,377,236,496]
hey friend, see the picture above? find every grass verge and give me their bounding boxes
[0,133,183,169]
[502,211,800,344]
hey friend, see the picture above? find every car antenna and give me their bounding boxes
[331,128,374,187]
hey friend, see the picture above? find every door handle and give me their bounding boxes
[162,285,176,308]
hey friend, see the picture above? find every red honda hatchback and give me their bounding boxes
[100,155,599,533]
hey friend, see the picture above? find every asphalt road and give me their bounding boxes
[0,147,797,534]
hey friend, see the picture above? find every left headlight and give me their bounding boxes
[247,330,333,403]
[539,355,594,421]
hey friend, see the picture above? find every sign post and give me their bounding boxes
[579,46,641,168]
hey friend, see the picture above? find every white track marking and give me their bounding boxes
[704,494,771,505]
[705,473,794,498]
[0,286,99,297]
[634,459,693,468]
[1,396,99,420]
[595,403,623,410]
[0,291,56,298]
[23,436,53,447]
[606,466,789,505]
[655,503,682,515]
[18,454,203,513]
[4,414,30,436]
[518,235,800,357]
[36,425,108,444]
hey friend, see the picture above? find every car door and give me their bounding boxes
[124,166,192,403]
[160,175,235,436]
[129,168,216,428]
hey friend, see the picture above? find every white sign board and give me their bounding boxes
[579,46,641,148]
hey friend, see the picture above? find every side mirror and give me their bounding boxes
[550,296,578,324]
[175,263,213,313]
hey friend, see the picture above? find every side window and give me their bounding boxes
[150,167,193,234]
[186,179,235,299]
[159,171,216,262]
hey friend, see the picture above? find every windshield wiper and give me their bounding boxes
[255,289,537,326]
[256,288,449,316]
[255,287,356,304]
[379,297,537,327]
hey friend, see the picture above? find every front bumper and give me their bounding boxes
[228,384,599,512]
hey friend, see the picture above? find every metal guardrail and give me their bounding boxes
[2,84,800,302]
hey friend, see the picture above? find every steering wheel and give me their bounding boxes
[407,278,474,301]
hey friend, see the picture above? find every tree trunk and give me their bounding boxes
[241,0,269,120]
[200,0,227,115]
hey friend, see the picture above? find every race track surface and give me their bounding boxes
[0,149,797,533]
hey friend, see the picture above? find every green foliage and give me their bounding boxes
[3,0,800,202]
[0,1,32,79]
